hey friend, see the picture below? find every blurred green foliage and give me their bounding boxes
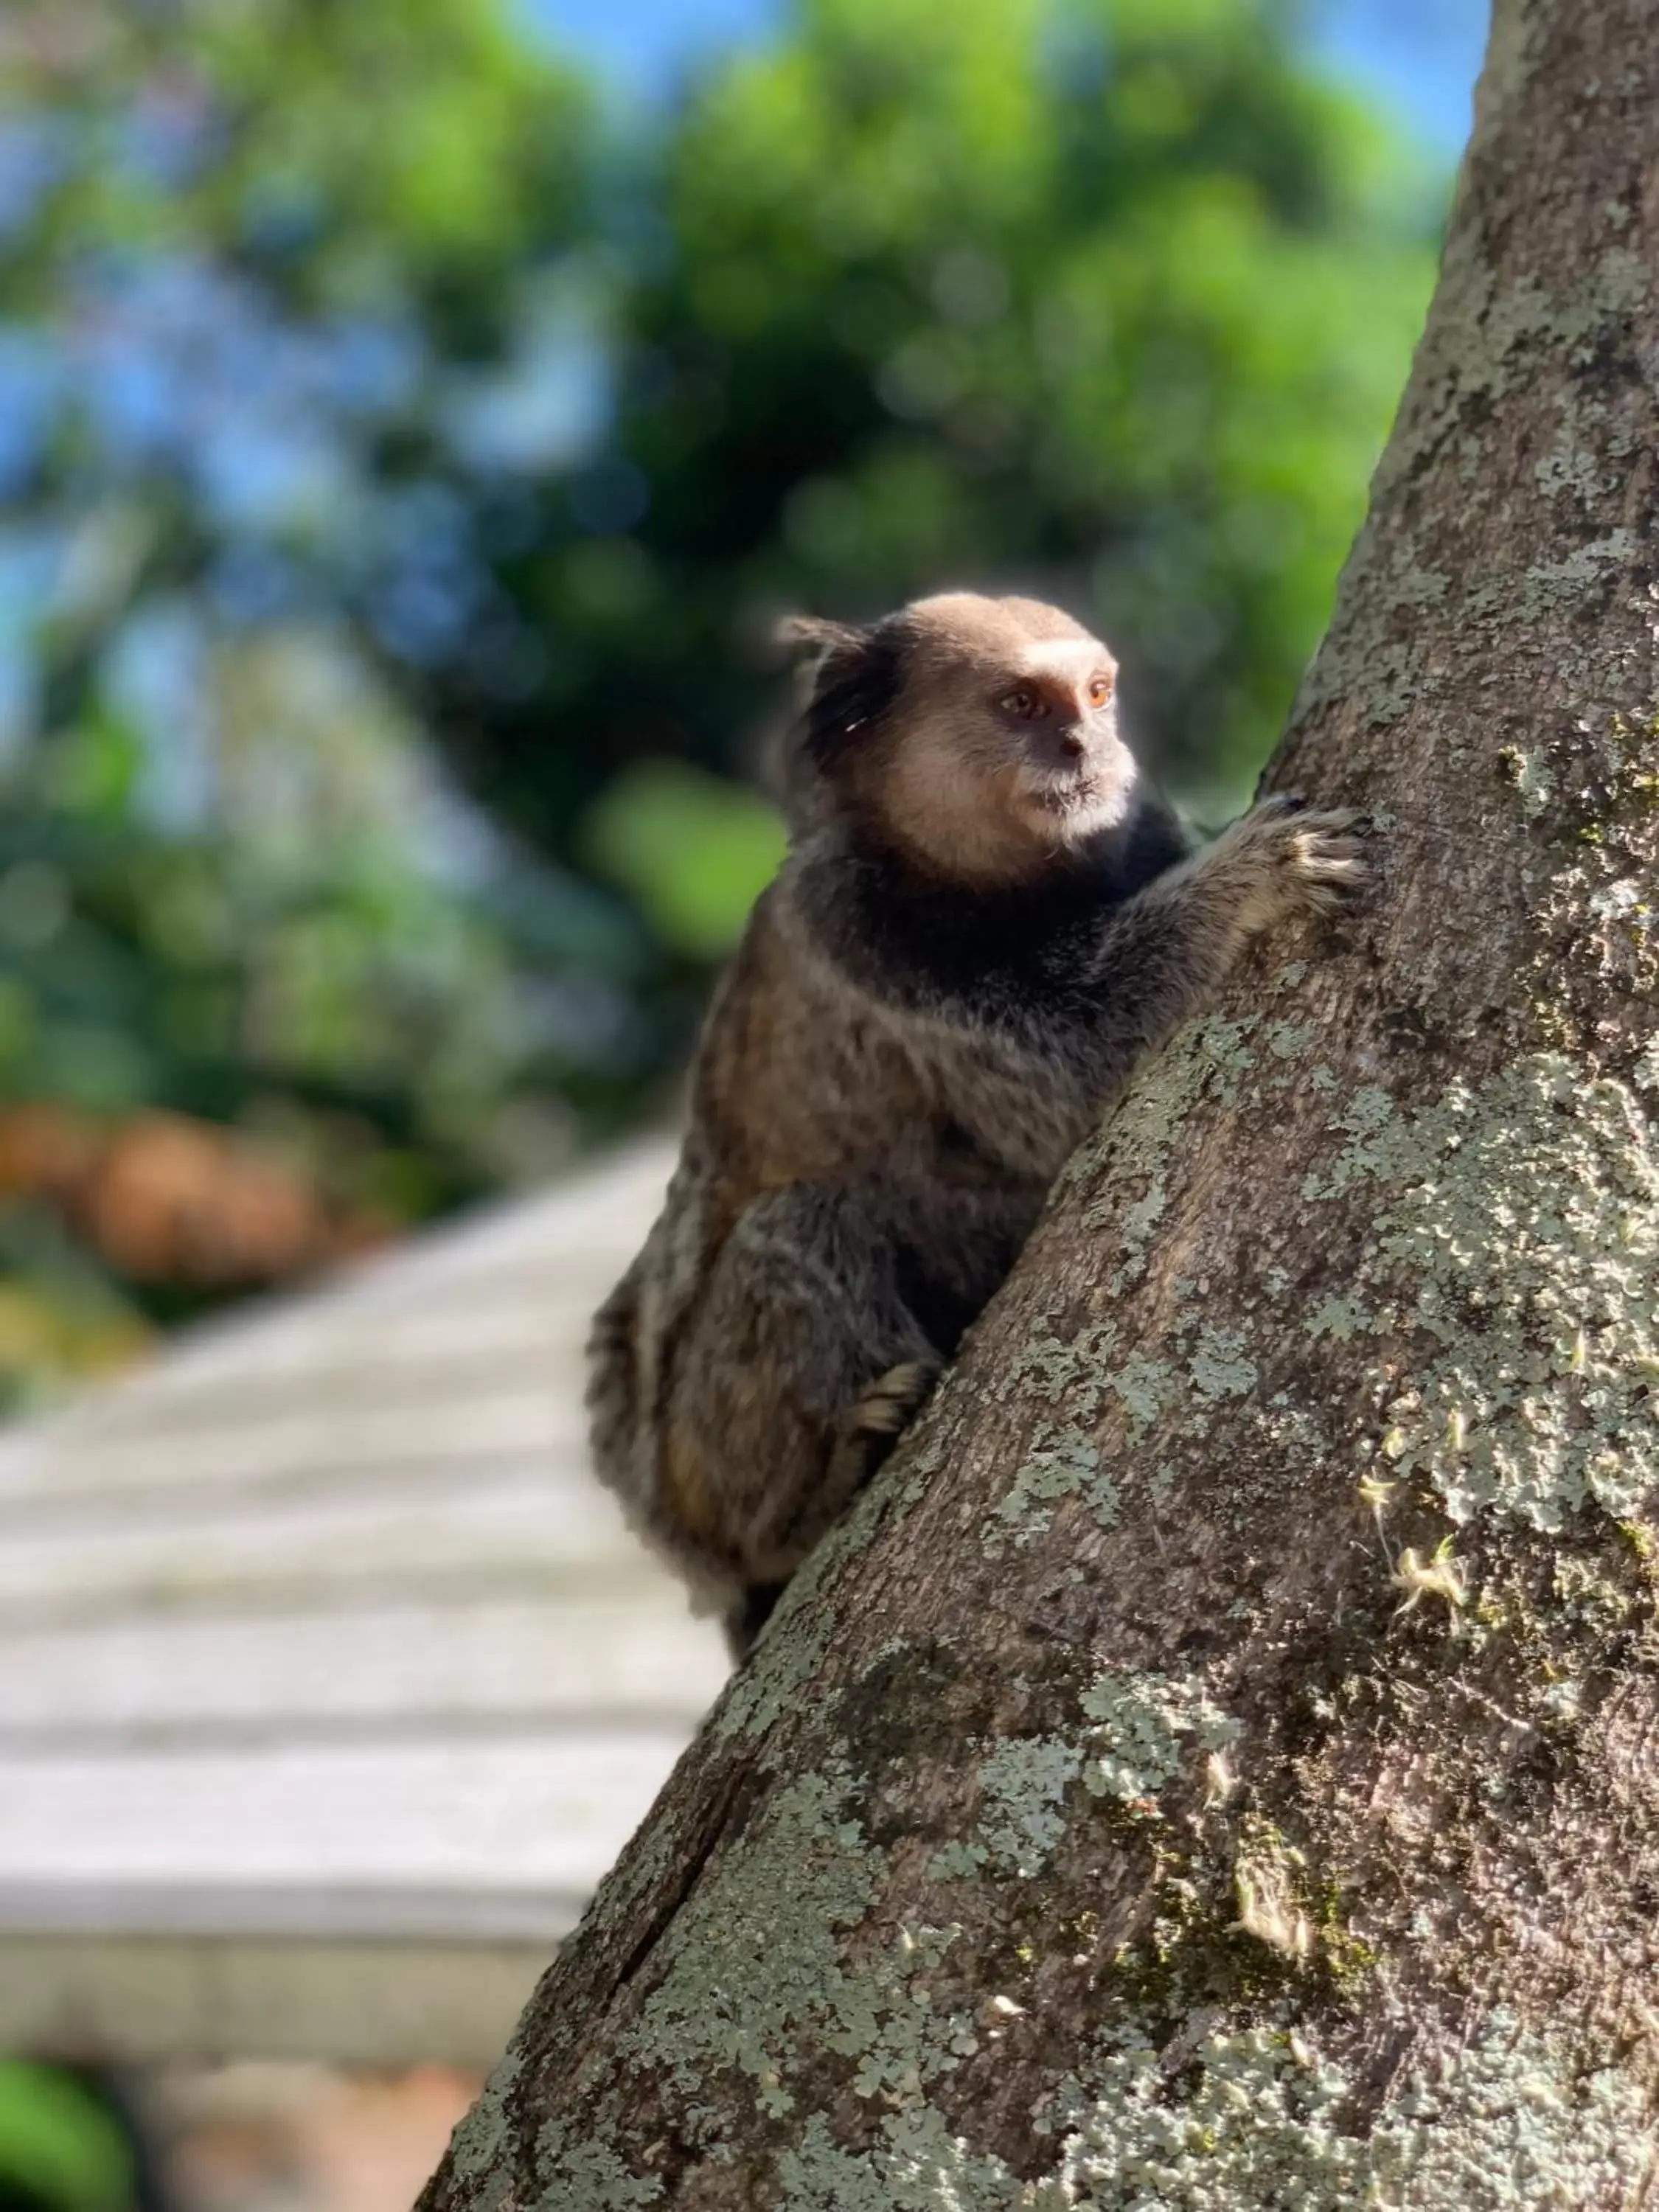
[436,0,1439,837]
[585,758,787,960]
[0,2067,131,2212]
[0,0,1440,1405]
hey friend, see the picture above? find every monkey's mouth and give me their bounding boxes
[1025,774,1098,811]
[1014,769,1137,845]
[1018,735,1136,827]
[1020,769,1130,819]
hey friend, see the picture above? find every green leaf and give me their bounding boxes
[0,2067,133,2212]
[583,761,787,961]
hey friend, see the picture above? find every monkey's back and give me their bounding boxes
[585,877,1068,1604]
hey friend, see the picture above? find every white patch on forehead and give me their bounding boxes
[1018,636,1112,678]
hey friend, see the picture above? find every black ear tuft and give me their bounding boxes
[776,613,904,768]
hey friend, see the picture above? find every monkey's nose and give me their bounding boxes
[1035,725,1088,768]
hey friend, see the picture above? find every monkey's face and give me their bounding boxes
[782,592,1142,886]
[870,594,1139,884]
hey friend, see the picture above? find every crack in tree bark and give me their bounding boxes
[609,1759,763,1997]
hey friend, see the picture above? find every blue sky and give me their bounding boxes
[525,0,1490,159]
[1309,0,1489,154]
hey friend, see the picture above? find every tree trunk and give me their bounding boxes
[423,2,1659,2202]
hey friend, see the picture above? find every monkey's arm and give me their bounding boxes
[1071,797,1366,1091]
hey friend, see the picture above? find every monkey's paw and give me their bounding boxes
[1212,795,1371,933]
[829,1358,943,1495]
[848,1359,942,1441]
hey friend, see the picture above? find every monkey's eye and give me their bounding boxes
[1000,687,1042,719]
[1088,673,1116,708]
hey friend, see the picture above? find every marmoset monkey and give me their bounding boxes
[587,592,1366,1658]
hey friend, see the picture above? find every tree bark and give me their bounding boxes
[423,2,1659,2203]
